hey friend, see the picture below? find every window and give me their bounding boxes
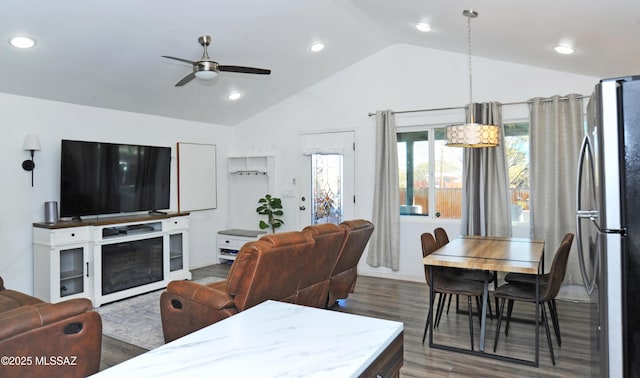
[398,122,530,222]
[397,128,463,218]
[504,122,530,222]
[311,154,343,224]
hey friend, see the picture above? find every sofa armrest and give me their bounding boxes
[166,280,234,310]
[0,298,93,342]
[0,300,102,378]
[161,280,238,343]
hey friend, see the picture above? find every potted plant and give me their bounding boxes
[256,194,284,233]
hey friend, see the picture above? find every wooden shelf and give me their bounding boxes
[227,156,274,175]
[33,212,190,229]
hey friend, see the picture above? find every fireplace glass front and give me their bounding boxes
[101,236,163,295]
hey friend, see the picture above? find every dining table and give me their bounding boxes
[423,235,545,366]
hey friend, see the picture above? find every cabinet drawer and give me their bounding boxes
[217,237,249,250]
[168,217,189,230]
[52,228,90,244]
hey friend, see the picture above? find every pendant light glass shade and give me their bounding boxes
[446,122,500,147]
[446,10,499,148]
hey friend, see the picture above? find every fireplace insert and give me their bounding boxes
[101,237,163,295]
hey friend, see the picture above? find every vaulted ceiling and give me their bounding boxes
[3,1,639,125]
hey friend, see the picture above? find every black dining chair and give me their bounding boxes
[502,233,575,348]
[492,233,574,366]
[421,232,485,350]
[434,228,495,318]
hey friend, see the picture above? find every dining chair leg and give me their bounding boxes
[467,296,474,351]
[505,299,515,336]
[422,291,435,344]
[435,293,445,328]
[453,292,491,317]
[475,296,482,327]
[422,290,437,344]
[541,302,556,366]
[493,271,499,320]
[437,293,449,328]
[549,299,561,347]
[487,294,493,319]
[434,294,441,329]
[493,297,506,353]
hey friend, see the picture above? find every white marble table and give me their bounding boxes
[93,300,404,377]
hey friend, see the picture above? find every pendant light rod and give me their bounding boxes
[445,9,499,148]
[464,9,477,124]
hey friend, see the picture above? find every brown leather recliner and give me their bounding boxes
[298,223,346,308]
[0,277,102,378]
[160,221,372,343]
[160,230,317,343]
[326,219,375,307]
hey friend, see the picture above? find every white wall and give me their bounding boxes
[0,43,601,293]
[232,43,598,283]
[0,94,232,293]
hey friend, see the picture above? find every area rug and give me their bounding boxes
[96,276,225,350]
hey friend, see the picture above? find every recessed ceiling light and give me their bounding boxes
[227,92,242,101]
[10,36,36,49]
[310,42,325,52]
[554,45,575,55]
[415,23,432,32]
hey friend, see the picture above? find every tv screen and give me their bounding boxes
[60,140,171,218]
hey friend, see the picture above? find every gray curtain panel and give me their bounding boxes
[529,94,583,283]
[460,102,512,237]
[367,110,400,270]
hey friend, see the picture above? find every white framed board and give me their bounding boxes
[177,142,217,211]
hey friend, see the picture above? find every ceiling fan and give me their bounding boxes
[162,35,271,87]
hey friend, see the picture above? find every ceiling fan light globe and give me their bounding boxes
[195,70,218,80]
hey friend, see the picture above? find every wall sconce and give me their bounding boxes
[22,133,41,186]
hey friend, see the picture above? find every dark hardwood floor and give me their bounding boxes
[100,264,592,377]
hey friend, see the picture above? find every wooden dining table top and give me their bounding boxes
[423,235,545,274]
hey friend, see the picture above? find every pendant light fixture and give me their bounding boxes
[446,10,500,148]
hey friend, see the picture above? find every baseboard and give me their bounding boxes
[358,271,424,283]
[189,259,221,270]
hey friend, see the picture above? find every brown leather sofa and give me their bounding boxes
[161,229,320,342]
[327,219,375,306]
[0,277,102,378]
[160,220,372,343]
[297,223,346,307]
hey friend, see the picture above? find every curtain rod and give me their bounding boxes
[367,95,590,117]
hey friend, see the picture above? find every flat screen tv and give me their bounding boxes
[60,140,171,218]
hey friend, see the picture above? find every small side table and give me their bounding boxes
[216,229,266,264]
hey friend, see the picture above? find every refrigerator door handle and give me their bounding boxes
[576,134,599,295]
[575,221,599,296]
[577,210,599,219]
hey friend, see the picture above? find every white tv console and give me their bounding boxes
[33,213,191,307]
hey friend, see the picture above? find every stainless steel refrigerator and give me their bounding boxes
[577,75,640,377]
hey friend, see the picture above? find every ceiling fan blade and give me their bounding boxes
[218,65,271,75]
[162,55,197,65]
[175,72,196,87]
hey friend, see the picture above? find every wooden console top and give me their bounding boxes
[33,212,190,229]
